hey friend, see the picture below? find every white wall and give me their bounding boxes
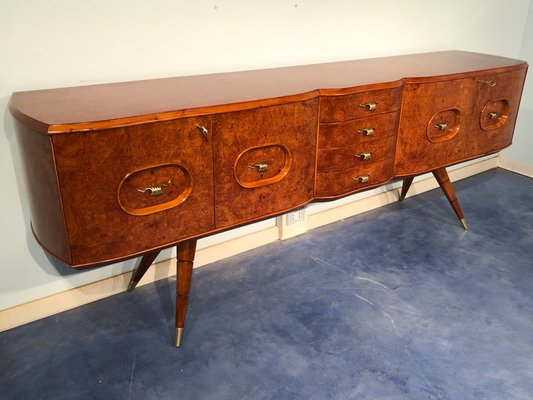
[1,0,531,311]
[502,3,533,165]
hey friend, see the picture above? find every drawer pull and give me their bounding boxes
[137,181,172,196]
[480,80,496,87]
[355,152,372,160]
[354,175,369,183]
[248,160,273,172]
[358,127,375,136]
[360,102,378,111]
[487,112,498,120]
[435,122,448,131]
[196,124,209,138]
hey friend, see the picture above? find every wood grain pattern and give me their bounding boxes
[212,99,318,228]
[15,123,72,264]
[432,168,465,223]
[51,116,215,266]
[9,51,528,268]
[318,112,399,149]
[176,240,197,332]
[9,51,526,134]
[394,78,476,175]
[10,51,529,348]
[319,87,401,123]
[317,135,396,173]
[315,159,394,198]
[395,67,528,176]
[465,69,527,157]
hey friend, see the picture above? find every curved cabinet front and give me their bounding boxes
[395,68,527,176]
[465,69,527,157]
[212,99,318,228]
[9,51,528,268]
[316,88,400,198]
[9,51,529,349]
[395,78,476,176]
[51,117,215,266]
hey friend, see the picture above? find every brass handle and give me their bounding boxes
[487,112,498,120]
[248,160,273,172]
[358,127,375,136]
[137,181,172,196]
[435,122,448,131]
[355,152,372,160]
[360,102,378,111]
[196,124,209,138]
[480,80,496,87]
[354,175,369,183]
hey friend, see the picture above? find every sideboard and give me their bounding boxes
[10,51,527,347]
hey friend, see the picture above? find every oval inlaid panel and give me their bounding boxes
[234,144,292,188]
[118,163,192,216]
[480,99,509,130]
[426,108,462,143]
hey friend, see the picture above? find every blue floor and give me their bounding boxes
[1,168,533,400]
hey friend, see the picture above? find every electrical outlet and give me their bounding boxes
[287,208,305,225]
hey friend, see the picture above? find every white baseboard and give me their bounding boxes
[498,156,533,178]
[0,157,499,333]
[0,226,279,332]
[307,156,499,230]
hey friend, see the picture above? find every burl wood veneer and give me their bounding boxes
[10,51,528,346]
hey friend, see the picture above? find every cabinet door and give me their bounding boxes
[212,99,318,228]
[52,116,214,266]
[395,78,476,175]
[464,68,527,157]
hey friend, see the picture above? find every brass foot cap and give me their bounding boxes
[175,328,184,347]
[460,218,468,230]
[126,281,138,292]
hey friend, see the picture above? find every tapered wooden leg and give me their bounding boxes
[127,249,162,292]
[175,239,197,347]
[432,168,468,230]
[399,176,414,201]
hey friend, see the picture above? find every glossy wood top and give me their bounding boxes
[10,51,527,134]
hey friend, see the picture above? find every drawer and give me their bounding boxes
[317,135,396,173]
[51,116,215,265]
[320,87,401,123]
[318,111,398,149]
[315,159,394,198]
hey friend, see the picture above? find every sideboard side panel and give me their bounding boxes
[15,125,72,264]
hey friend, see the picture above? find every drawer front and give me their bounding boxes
[318,111,399,149]
[395,78,476,175]
[213,99,318,228]
[464,68,527,157]
[317,135,396,173]
[315,159,393,197]
[52,116,214,265]
[320,88,401,123]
